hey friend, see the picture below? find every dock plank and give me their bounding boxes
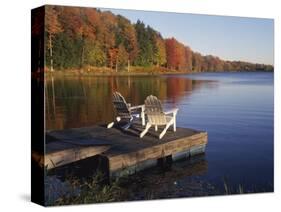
[45,145,110,169]
[41,124,208,176]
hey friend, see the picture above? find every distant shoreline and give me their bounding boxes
[42,68,273,77]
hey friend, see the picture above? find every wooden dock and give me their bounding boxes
[33,124,208,178]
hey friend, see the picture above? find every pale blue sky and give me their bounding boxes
[103,8,274,65]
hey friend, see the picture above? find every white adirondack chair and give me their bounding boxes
[107,92,145,130]
[140,95,178,139]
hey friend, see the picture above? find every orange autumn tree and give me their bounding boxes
[83,8,105,67]
[79,8,97,68]
[99,11,117,68]
[165,38,186,71]
[192,52,204,72]
[45,6,62,72]
[108,48,118,70]
[117,44,129,70]
[116,15,138,70]
[185,46,193,72]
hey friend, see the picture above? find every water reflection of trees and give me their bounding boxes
[45,76,214,130]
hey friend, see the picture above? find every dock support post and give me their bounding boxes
[157,155,173,169]
[97,155,110,185]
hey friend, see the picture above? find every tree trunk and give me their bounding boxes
[81,40,85,69]
[49,34,54,72]
[115,55,118,72]
[127,60,130,72]
[51,76,56,118]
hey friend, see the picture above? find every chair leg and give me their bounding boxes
[140,123,151,138]
[107,122,114,128]
[155,125,158,131]
[159,124,171,139]
[173,115,177,132]
[122,117,134,130]
[107,116,121,129]
[141,111,145,126]
[122,123,132,130]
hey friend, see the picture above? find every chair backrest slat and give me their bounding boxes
[112,92,131,119]
[145,95,166,125]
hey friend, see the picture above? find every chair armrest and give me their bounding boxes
[164,108,178,116]
[130,104,145,112]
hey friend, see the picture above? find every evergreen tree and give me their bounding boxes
[134,20,154,66]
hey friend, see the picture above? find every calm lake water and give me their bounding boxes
[46,72,273,194]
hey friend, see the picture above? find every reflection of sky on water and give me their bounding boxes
[175,72,273,191]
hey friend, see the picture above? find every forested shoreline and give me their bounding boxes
[32,5,274,73]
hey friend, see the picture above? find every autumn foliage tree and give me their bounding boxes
[45,6,62,72]
[85,40,106,66]
[43,5,274,72]
[165,38,186,70]
[154,36,167,67]
[117,44,129,70]
[184,46,192,71]
[116,15,138,67]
